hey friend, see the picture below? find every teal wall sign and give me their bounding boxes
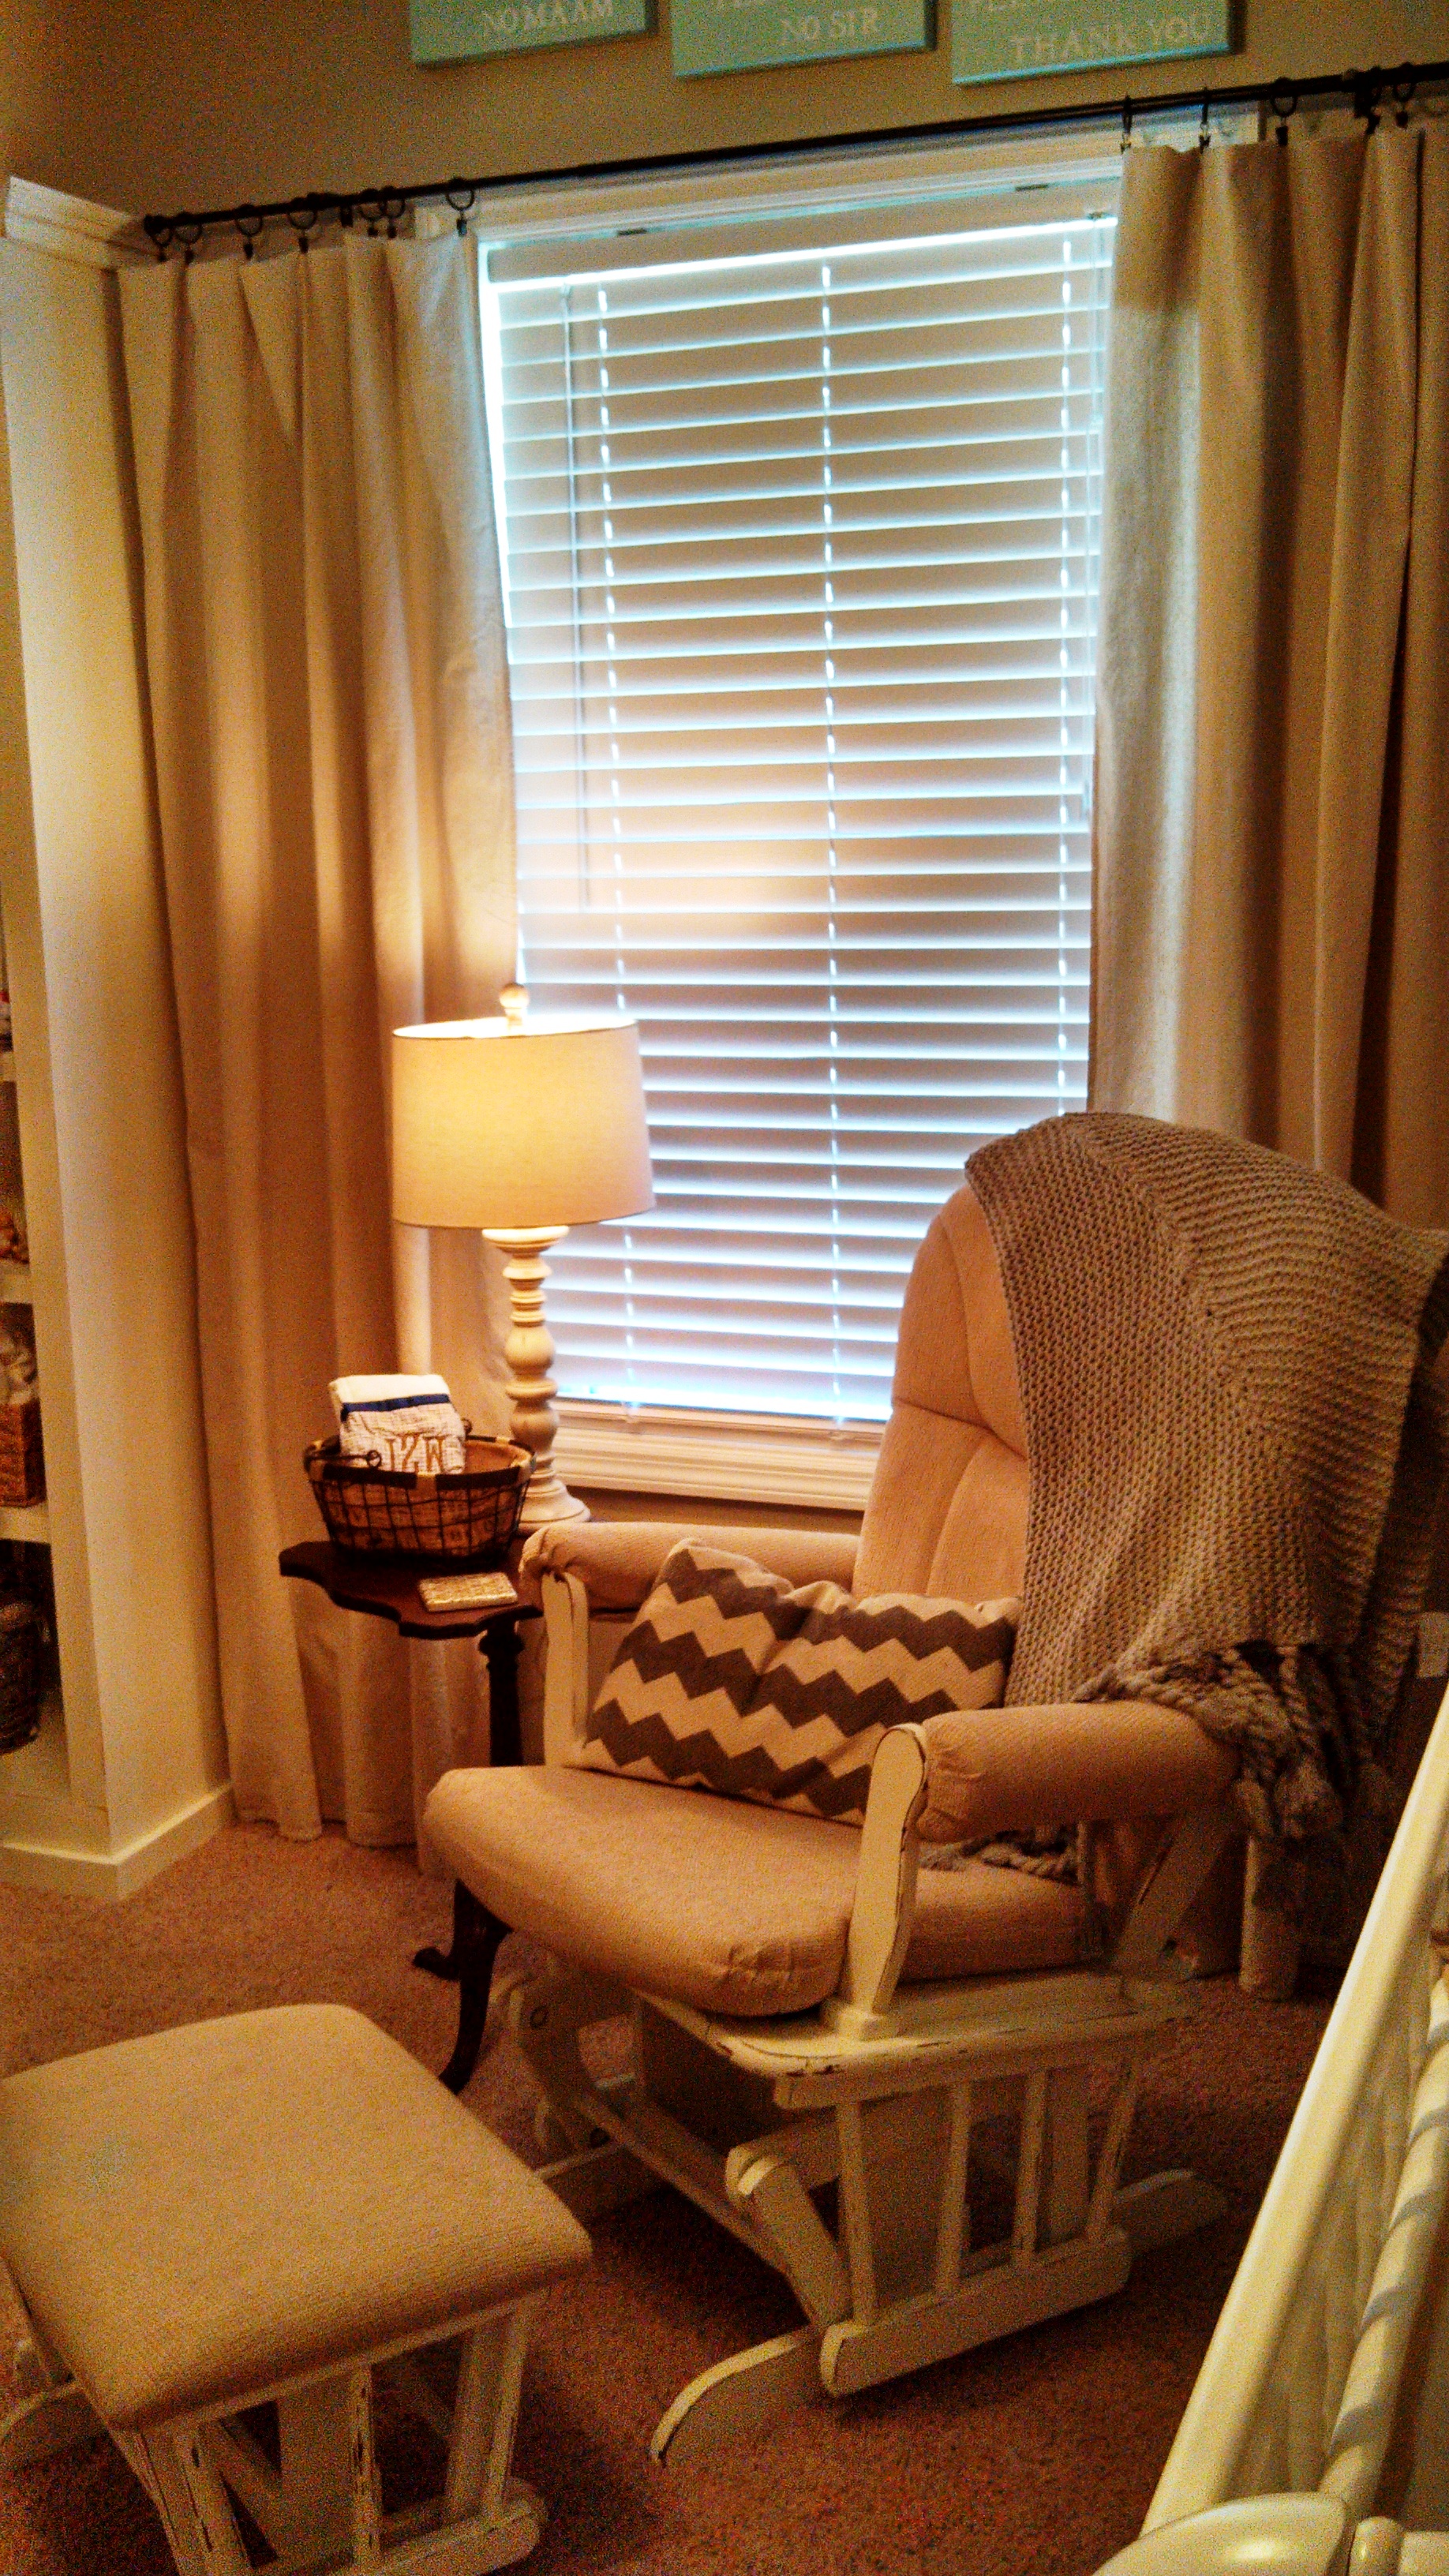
[953,2,1232,86]
[672,0,933,79]
[410,0,653,63]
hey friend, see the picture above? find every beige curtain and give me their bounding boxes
[1091,126,1449,1229]
[118,234,516,1848]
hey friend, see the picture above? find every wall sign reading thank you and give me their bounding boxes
[410,0,653,62]
[953,2,1232,85]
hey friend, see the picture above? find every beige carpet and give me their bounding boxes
[0,1821,1332,2576]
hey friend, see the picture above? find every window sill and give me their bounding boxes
[553,1400,882,1511]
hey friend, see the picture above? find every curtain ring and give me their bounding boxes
[444,180,477,238]
[379,189,407,239]
[1269,80,1297,147]
[1121,94,1133,153]
[1392,67,1417,127]
[286,195,321,255]
[143,216,174,263]
[234,207,264,262]
[339,201,356,231]
[1198,92,1211,150]
[174,215,203,268]
[355,192,384,238]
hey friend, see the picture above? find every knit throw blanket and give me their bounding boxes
[968,1115,1449,1862]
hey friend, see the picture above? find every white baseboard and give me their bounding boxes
[0,1780,234,1900]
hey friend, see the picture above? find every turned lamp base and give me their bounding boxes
[484,1225,589,1530]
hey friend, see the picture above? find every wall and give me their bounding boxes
[2,1,1447,223]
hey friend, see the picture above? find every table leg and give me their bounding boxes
[439,1885,507,2095]
[414,1874,471,1983]
[481,1614,524,1769]
[413,1612,524,1989]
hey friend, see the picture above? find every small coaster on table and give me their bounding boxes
[417,1569,519,1612]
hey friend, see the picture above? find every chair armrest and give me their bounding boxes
[917,1701,1237,1842]
[832,1724,929,2027]
[519,1518,859,1611]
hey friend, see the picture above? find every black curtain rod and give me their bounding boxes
[143,54,1447,253]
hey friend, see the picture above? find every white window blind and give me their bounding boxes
[488,188,1115,1425]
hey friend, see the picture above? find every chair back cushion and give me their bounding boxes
[572,1540,1019,1823]
[855,1184,1030,1604]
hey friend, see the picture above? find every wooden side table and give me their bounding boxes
[278,1541,539,2002]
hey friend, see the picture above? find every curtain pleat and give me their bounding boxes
[1091,128,1449,1230]
[119,234,516,1847]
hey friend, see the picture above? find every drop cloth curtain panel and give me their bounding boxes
[118,234,516,1848]
[1091,127,1449,1230]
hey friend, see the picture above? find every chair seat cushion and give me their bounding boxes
[425,1766,1087,2018]
[575,1540,1020,1824]
[0,2004,590,2432]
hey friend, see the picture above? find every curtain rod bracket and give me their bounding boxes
[1350,66,1384,132]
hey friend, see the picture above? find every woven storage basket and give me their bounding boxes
[305,1433,532,1566]
[0,1592,43,1754]
[0,1398,43,1509]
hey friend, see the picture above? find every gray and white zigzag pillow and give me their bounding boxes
[572,1541,1020,1824]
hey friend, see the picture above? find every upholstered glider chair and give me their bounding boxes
[423,1155,1251,2464]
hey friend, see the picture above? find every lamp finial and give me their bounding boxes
[500,983,529,1035]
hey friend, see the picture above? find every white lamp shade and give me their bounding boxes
[391,1013,655,1233]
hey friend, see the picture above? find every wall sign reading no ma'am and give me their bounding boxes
[953,1,1232,84]
[410,0,653,62]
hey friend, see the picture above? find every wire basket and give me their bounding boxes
[0,1592,43,1754]
[0,1399,43,1508]
[305,1432,533,1566]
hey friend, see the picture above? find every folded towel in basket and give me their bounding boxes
[329,1374,467,1475]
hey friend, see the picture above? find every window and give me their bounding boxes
[481,149,1117,1485]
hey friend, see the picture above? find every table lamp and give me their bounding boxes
[391,986,654,1529]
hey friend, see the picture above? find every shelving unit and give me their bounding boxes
[0,182,228,1896]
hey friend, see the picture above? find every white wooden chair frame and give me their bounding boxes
[1095,1679,1449,2576]
[3,2286,547,2575]
[492,1571,1234,2464]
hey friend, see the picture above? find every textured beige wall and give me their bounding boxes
[1,0,1446,220]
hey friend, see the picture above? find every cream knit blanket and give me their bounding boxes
[968,1115,1449,1849]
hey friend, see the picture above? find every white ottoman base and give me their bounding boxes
[7,2307,547,2574]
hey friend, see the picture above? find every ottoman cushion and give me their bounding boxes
[0,2003,590,2432]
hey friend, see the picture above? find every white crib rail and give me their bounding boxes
[1146,1682,1449,2533]
[1319,1971,1449,2524]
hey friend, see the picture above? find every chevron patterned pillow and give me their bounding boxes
[573,1541,1020,1825]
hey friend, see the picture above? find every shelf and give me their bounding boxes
[0,1261,29,1301]
[0,1498,47,1542]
